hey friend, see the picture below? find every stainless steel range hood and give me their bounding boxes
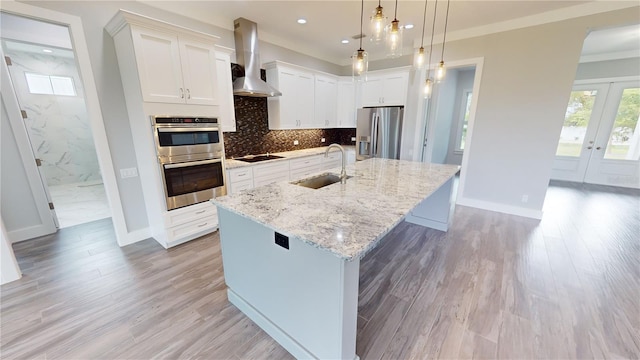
[233,18,281,97]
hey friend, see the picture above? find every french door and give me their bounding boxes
[551,79,640,188]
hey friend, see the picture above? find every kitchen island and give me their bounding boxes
[212,158,459,359]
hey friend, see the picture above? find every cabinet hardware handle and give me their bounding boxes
[238,173,246,177]
[596,146,602,150]
[186,89,191,99]
[198,223,208,228]
[587,146,593,149]
[179,88,184,98]
[195,210,206,214]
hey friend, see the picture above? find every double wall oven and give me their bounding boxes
[152,116,226,210]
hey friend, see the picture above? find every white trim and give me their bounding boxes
[580,50,640,64]
[404,215,448,232]
[1,2,131,247]
[456,197,543,220]
[454,88,473,152]
[118,227,152,247]
[7,225,50,244]
[575,75,640,85]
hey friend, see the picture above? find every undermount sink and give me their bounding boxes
[291,173,351,189]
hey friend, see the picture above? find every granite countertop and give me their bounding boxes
[212,158,460,261]
[225,145,356,169]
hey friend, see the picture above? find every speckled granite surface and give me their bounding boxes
[225,146,356,169]
[213,158,460,261]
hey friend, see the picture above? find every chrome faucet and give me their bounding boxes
[325,144,347,184]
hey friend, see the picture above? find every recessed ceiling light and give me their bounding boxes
[42,49,53,53]
[297,18,307,24]
[404,24,414,29]
[341,39,349,44]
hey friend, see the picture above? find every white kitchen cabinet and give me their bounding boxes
[315,75,338,128]
[252,161,290,187]
[289,155,322,180]
[361,70,409,107]
[227,167,254,195]
[215,46,236,132]
[267,63,315,129]
[337,78,357,128]
[130,26,218,105]
[162,201,218,246]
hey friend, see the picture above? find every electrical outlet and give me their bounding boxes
[120,167,138,179]
[275,232,289,249]
[351,137,356,142]
[321,138,326,143]
[521,194,529,203]
[293,140,299,145]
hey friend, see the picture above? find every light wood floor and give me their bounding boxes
[2,182,639,359]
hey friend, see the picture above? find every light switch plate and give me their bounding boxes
[120,167,138,179]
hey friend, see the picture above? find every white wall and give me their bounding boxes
[575,57,640,80]
[446,69,476,165]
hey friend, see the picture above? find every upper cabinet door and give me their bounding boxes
[314,75,338,128]
[361,76,383,107]
[337,80,356,128]
[179,38,218,105]
[297,72,316,128]
[381,72,408,106]
[131,28,184,104]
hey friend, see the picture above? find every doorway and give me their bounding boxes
[1,13,111,228]
[551,79,640,188]
[421,66,477,165]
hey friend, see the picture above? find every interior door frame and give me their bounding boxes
[414,57,485,205]
[0,2,129,245]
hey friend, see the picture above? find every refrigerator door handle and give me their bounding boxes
[372,113,380,157]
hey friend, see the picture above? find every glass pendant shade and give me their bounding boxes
[436,61,446,82]
[369,6,386,43]
[352,49,368,81]
[385,20,403,58]
[414,47,426,70]
[423,78,433,99]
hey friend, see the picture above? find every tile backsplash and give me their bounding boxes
[223,64,355,159]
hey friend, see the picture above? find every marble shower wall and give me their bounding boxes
[4,49,101,186]
[223,64,356,158]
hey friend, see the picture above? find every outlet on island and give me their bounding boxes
[275,232,289,249]
[293,140,299,145]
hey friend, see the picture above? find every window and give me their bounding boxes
[25,73,76,96]
[455,90,473,152]
[556,90,597,157]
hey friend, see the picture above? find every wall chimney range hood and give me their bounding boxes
[233,18,281,97]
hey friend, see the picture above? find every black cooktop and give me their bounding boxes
[235,154,285,163]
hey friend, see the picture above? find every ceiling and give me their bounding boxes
[581,23,640,62]
[139,0,638,65]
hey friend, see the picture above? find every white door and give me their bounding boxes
[337,80,356,128]
[179,38,218,105]
[131,27,184,103]
[297,72,315,128]
[278,69,299,129]
[552,80,640,188]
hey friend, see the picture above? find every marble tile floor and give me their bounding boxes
[48,180,111,229]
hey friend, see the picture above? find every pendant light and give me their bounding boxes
[369,0,386,44]
[424,0,439,98]
[413,0,429,69]
[353,0,368,81]
[385,0,403,58]
[436,0,451,83]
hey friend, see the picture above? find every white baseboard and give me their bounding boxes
[405,214,449,231]
[117,227,151,247]
[8,225,52,243]
[456,197,543,220]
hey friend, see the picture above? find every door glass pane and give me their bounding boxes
[604,87,640,160]
[556,90,597,157]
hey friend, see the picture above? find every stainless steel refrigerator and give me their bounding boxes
[356,106,403,161]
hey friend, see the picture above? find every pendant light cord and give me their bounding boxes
[427,0,438,77]
[394,0,398,20]
[359,0,364,50]
[420,0,428,47]
[441,0,450,60]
